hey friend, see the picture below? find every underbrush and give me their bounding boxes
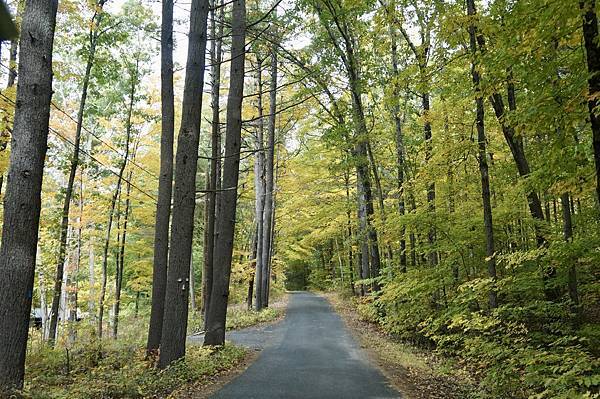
[22,337,246,399]
[356,263,600,399]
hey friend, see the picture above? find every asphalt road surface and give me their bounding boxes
[210,291,401,399]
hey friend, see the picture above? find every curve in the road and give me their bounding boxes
[210,291,401,399]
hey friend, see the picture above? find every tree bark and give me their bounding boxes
[468,0,497,308]
[49,1,106,346]
[147,0,175,355]
[253,57,266,310]
[261,46,277,307]
[159,0,210,368]
[0,0,58,391]
[202,0,224,328]
[203,0,246,346]
[580,0,600,207]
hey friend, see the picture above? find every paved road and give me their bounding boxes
[210,292,401,399]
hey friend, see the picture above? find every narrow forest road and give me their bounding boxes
[209,292,401,398]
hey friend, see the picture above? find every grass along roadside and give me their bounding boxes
[188,295,288,335]
[325,292,475,399]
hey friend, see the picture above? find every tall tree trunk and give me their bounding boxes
[158,0,210,368]
[98,60,138,339]
[6,27,18,87]
[253,57,266,310]
[0,0,58,391]
[49,2,105,346]
[580,0,600,207]
[261,47,277,307]
[203,0,246,346]
[147,0,175,355]
[468,0,497,308]
[202,0,224,328]
[390,21,407,273]
[113,162,134,339]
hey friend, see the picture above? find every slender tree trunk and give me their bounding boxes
[113,163,134,339]
[580,0,600,207]
[88,238,95,323]
[7,30,17,88]
[49,3,105,345]
[390,22,407,273]
[147,0,175,355]
[253,58,266,310]
[159,0,210,368]
[190,251,197,311]
[468,0,497,308]
[0,0,58,391]
[247,224,257,310]
[561,193,580,314]
[98,61,138,339]
[203,0,246,346]
[202,0,224,328]
[261,47,277,307]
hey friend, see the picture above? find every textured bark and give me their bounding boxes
[159,0,210,368]
[202,0,224,327]
[203,0,246,346]
[468,0,497,308]
[254,58,266,311]
[49,2,105,345]
[98,61,137,339]
[580,0,600,206]
[0,0,58,391]
[261,47,277,307]
[147,0,175,354]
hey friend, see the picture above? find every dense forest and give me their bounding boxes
[0,0,599,397]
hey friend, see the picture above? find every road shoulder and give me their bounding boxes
[324,292,474,399]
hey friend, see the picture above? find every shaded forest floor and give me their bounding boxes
[325,293,475,399]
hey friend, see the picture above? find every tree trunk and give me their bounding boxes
[202,0,224,328]
[113,162,134,339]
[253,57,266,310]
[190,251,197,311]
[0,0,58,391]
[580,0,600,207]
[561,193,580,314]
[203,0,246,346]
[98,60,138,339]
[88,238,95,323]
[468,0,497,308]
[147,0,175,355]
[390,22,407,273]
[49,2,105,346]
[261,47,277,307]
[158,0,210,368]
